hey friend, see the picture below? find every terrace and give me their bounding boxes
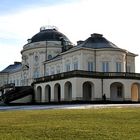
[33,70,140,84]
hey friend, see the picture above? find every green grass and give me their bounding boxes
[0,108,140,140]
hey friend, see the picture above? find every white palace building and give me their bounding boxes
[0,26,140,104]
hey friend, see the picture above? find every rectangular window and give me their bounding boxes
[45,68,50,76]
[34,71,39,78]
[127,66,131,72]
[51,71,55,75]
[56,69,61,74]
[102,62,109,72]
[116,62,121,72]
[66,64,70,72]
[45,72,49,76]
[88,62,93,71]
[73,62,78,70]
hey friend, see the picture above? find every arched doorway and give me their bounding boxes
[54,83,61,102]
[83,81,94,101]
[110,82,124,101]
[64,81,72,101]
[131,83,139,102]
[36,86,42,102]
[45,85,51,102]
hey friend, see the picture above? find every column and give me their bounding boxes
[51,84,54,102]
[41,86,45,102]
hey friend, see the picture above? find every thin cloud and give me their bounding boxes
[0,0,140,71]
[0,0,78,15]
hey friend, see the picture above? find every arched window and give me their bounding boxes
[45,85,51,102]
[54,83,61,102]
[35,55,39,62]
[64,81,72,101]
[83,81,94,101]
[48,55,52,60]
[131,83,139,102]
[110,82,124,101]
[36,86,42,102]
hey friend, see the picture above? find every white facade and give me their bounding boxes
[44,47,135,75]
[34,78,140,102]
[0,27,140,103]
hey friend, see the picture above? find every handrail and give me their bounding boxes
[33,70,140,84]
[3,86,33,103]
[0,83,15,91]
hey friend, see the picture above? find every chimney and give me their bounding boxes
[91,33,103,38]
[27,39,31,43]
[77,40,84,45]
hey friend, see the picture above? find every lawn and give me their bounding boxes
[0,108,140,140]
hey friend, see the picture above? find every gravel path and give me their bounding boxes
[0,104,140,111]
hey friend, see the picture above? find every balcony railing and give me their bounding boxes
[0,83,15,91]
[33,70,140,84]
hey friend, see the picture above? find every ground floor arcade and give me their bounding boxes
[34,77,140,103]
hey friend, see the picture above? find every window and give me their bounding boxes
[35,55,39,62]
[34,70,39,78]
[117,86,122,98]
[51,67,55,75]
[73,62,78,70]
[45,72,49,76]
[116,62,121,72]
[127,66,131,72]
[102,62,109,72]
[51,70,55,75]
[56,65,61,74]
[56,68,61,74]
[48,55,52,60]
[45,68,49,76]
[65,64,70,72]
[88,62,93,71]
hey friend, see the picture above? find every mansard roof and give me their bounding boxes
[1,62,22,73]
[30,28,71,44]
[77,33,118,49]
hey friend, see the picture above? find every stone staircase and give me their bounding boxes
[0,86,34,104]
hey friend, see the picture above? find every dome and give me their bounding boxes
[30,27,71,44]
[77,33,118,49]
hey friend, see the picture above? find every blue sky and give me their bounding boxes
[0,0,73,14]
[0,0,140,72]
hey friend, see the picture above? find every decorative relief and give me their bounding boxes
[65,59,71,63]
[39,51,45,54]
[29,52,34,56]
[87,56,94,61]
[72,56,78,62]
[101,56,110,61]
[34,42,40,46]
[22,55,28,61]
[114,54,123,62]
